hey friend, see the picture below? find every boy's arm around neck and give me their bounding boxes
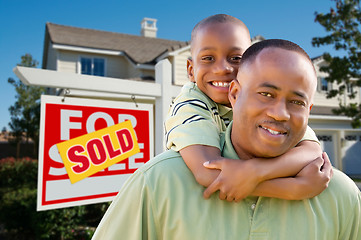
[255,140,323,182]
[180,145,222,187]
[181,145,264,201]
[202,140,331,201]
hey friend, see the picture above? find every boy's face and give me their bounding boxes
[188,22,251,107]
[229,48,316,159]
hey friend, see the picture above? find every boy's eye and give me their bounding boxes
[201,56,214,61]
[229,56,242,63]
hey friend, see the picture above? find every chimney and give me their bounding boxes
[141,18,157,38]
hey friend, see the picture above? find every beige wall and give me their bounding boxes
[140,69,155,79]
[171,49,190,86]
[313,59,361,107]
[54,49,139,79]
[172,50,190,86]
[45,43,57,70]
[106,55,129,79]
[57,50,78,73]
[127,65,143,79]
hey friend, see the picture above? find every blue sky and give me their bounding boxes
[0,0,338,131]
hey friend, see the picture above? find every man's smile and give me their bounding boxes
[259,125,287,135]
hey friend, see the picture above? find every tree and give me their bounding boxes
[8,54,46,158]
[312,0,361,128]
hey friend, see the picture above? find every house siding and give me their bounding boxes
[313,91,340,107]
[313,60,361,107]
[57,50,79,73]
[107,56,129,79]
[172,50,190,86]
[55,50,137,79]
[140,69,155,79]
[45,43,57,70]
[127,65,142,79]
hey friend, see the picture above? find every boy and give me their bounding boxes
[165,14,330,201]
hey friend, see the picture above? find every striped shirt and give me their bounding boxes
[165,82,232,151]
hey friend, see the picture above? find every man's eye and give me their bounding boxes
[291,100,306,106]
[260,92,272,97]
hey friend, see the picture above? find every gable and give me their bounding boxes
[44,22,189,66]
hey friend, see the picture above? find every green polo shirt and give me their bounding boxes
[92,123,361,240]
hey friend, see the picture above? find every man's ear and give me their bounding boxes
[309,104,313,113]
[187,58,195,82]
[228,80,241,108]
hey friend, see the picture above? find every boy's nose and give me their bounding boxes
[214,60,233,74]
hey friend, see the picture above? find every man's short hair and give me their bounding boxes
[240,39,315,73]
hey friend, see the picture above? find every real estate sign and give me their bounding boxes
[37,95,153,211]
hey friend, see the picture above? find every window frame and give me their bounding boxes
[78,56,107,77]
[318,77,331,92]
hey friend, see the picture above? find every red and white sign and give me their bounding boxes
[37,95,153,211]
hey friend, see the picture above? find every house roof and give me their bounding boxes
[43,22,189,66]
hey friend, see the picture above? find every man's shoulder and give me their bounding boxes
[132,150,196,192]
[137,150,189,176]
[328,168,361,198]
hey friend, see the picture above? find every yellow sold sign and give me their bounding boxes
[57,120,139,184]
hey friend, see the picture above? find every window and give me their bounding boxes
[80,57,105,76]
[318,77,330,92]
[347,82,354,94]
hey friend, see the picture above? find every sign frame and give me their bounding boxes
[37,95,154,211]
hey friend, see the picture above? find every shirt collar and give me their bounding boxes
[220,121,239,160]
[192,82,232,117]
[217,104,232,117]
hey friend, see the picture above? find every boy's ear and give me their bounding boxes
[228,80,241,108]
[187,58,195,82]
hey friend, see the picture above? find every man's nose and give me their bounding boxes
[266,99,290,121]
[213,59,233,74]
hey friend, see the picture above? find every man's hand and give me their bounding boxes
[202,158,260,202]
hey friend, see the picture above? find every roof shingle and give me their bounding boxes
[46,22,189,64]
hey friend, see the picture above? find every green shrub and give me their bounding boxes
[0,157,109,239]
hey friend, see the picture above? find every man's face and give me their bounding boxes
[188,22,251,107]
[229,48,316,159]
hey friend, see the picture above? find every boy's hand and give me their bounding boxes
[203,158,260,202]
[292,152,333,199]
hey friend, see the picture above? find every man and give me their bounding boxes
[92,39,361,240]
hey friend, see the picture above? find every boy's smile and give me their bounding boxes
[187,22,251,107]
[211,81,231,88]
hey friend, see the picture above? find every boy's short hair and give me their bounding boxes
[240,39,315,74]
[191,14,249,51]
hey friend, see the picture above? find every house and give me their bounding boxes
[42,18,190,87]
[309,56,361,177]
[41,18,361,178]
